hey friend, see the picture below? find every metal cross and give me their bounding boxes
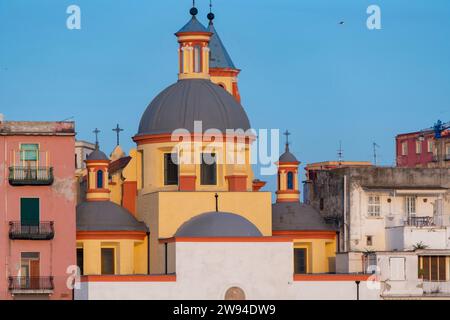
[112,124,124,146]
[283,130,291,147]
[93,128,100,147]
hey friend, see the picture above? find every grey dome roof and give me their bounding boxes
[87,148,109,161]
[272,202,337,231]
[175,211,262,237]
[77,201,148,232]
[279,150,298,162]
[137,79,250,136]
[177,16,208,33]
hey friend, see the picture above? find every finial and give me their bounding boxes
[283,130,291,152]
[112,124,124,146]
[93,128,100,149]
[207,0,215,22]
[190,0,198,16]
[215,193,219,212]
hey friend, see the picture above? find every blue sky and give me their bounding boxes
[1,0,449,193]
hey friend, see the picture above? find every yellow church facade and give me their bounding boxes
[76,6,337,278]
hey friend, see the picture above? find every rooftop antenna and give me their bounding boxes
[112,124,124,146]
[373,142,380,166]
[283,130,291,152]
[214,193,219,212]
[61,116,74,122]
[93,128,100,149]
[337,141,344,166]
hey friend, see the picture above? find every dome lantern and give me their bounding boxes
[85,132,111,202]
[176,5,213,80]
[276,130,301,203]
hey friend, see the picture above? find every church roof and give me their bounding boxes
[86,148,109,161]
[177,16,208,33]
[77,201,148,232]
[175,211,262,237]
[279,150,298,163]
[272,202,337,231]
[137,79,250,136]
[208,22,236,69]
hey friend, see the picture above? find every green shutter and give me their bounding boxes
[20,198,40,226]
[20,144,39,161]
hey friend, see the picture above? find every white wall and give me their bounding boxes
[376,252,423,297]
[349,187,450,252]
[75,241,381,300]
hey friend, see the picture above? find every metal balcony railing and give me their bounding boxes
[8,166,54,185]
[407,216,434,227]
[9,221,55,240]
[8,276,54,291]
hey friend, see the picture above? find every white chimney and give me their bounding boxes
[0,114,4,122]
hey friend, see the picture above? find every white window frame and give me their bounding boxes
[416,140,422,154]
[405,196,416,216]
[368,195,381,217]
[427,139,433,153]
[401,141,408,156]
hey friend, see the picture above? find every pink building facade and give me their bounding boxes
[396,131,434,168]
[0,121,76,300]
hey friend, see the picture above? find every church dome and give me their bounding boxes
[279,150,298,163]
[87,148,109,161]
[175,211,262,237]
[137,79,251,136]
[77,201,148,232]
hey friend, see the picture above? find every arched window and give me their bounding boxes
[194,45,202,73]
[287,172,294,190]
[97,170,104,189]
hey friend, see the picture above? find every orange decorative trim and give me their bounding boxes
[273,230,337,240]
[85,160,110,164]
[175,31,213,37]
[122,181,137,215]
[293,274,371,282]
[252,180,266,192]
[179,175,196,191]
[87,188,111,193]
[160,236,292,243]
[80,275,176,283]
[133,133,256,146]
[278,161,300,166]
[77,230,147,241]
[225,175,247,192]
[275,190,300,195]
[86,198,110,202]
[210,68,241,77]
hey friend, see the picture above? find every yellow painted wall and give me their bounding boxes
[137,191,272,274]
[77,238,147,275]
[210,76,236,97]
[294,238,336,274]
[137,140,254,194]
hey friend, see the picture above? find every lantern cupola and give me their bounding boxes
[276,131,301,203]
[176,5,213,80]
[85,140,110,202]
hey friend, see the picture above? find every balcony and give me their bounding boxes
[406,216,434,227]
[9,221,55,240]
[446,154,450,161]
[8,276,54,294]
[9,166,54,186]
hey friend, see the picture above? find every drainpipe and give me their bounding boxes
[343,175,347,252]
[146,231,150,275]
[355,280,360,300]
[164,242,168,275]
